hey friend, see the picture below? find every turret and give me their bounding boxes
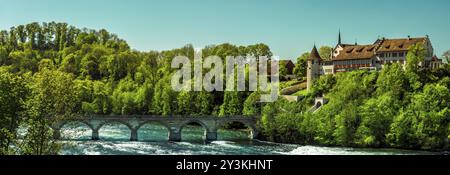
[307,45,322,91]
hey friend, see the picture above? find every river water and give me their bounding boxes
[58,123,438,155]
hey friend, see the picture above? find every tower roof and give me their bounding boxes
[308,45,322,61]
[338,30,342,45]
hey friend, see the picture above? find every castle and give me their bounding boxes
[306,32,443,91]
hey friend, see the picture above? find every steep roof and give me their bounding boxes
[432,55,442,62]
[279,60,295,67]
[308,46,322,61]
[333,44,376,61]
[330,36,430,61]
[376,37,428,52]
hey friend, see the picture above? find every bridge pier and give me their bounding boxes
[204,131,217,141]
[130,129,138,141]
[169,129,181,142]
[92,129,99,140]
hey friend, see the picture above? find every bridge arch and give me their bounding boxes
[135,121,171,141]
[96,120,134,141]
[179,119,210,141]
[58,120,94,131]
[56,120,94,140]
[96,120,134,131]
[216,120,258,139]
[136,120,170,132]
[179,119,209,132]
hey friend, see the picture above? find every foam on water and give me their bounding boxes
[279,145,433,155]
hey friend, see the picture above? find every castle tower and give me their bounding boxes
[307,45,322,91]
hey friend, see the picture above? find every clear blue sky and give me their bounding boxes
[1,0,449,60]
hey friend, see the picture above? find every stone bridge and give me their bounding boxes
[52,115,260,142]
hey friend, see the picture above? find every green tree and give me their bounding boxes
[375,63,406,97]
[406,43,427,74]
[16,25,27,44]
[261,101,280,141]
[0,46,8,66]
[355,93,399,147]
[152,76,177,116]
[134,81,154,115]
[78,80,112,114]
[25,22,40,49]
[60,53,80,75]
[219,91,243,116]
[0,68,28,155]
[319,46,333,60]
[243,91,261,116]
[111,77,139,115]
[293,53,308,78]
[38,59,55,71]
[311,74,336,96]
[176,90,193,115]
[194,91,213,115]
[21,69,77,155]
[387,83,450,150]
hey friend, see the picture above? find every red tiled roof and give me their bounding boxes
[376,37,428,52]
[331,37,429,61]
[333,44,376,61]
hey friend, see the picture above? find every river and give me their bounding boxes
[58,123,438,155]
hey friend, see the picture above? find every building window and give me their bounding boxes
[399,52,405,57]
[393,53,398,57]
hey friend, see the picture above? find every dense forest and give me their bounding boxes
[0,22,449,154]
[0,22,272,155]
